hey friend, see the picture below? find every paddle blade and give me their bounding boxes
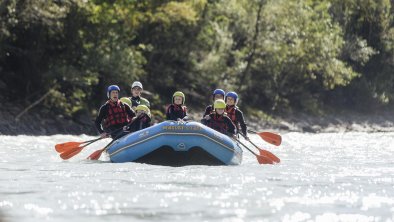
[256,154,274,164]
[55,142,83,153]
[258,132,282,146]
[259,149,280,163]
[87,149,105,160]
[59,147,84,160]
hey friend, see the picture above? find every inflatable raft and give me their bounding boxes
[106,121,243,166]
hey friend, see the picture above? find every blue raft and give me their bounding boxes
[107,121,243,166]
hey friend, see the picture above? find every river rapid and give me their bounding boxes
[0,132,393,222]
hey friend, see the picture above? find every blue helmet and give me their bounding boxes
[225,91,238,102]
[213,89,225,96]
[107,85,120,98]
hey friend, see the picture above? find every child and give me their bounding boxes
[203,89,225,118]
[129,81,150,109]
[225,91,248,140]
[95,85,135,138]
[203,99,236,138]
[125,105,151,132]
[120,97,132,107]
[166,91,188,121]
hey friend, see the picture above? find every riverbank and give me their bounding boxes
[247,111,394,133]
[0,105,96,135]
[1,104,394,135]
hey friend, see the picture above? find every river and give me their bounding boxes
[0,132,393,221]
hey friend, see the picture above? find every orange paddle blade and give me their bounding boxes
[87,139,116,160]
[55,142,83,153]
[259,149,280,163]
[258,132,282,146]
[243,138,280,163]
[236,138,274,165]
[87,148,105,160]
[256,154,274,164]
[60,147,84,160]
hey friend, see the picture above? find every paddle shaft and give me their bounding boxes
[81,139,102,148]
[235,139,259,157]
[240,133,280,163]
[55,137,104,153]
[88,115,158,160]
[87,139,117,160]
[247,129,259,134]
[248,140,263,151]
[102,139,116,153]
[81,137,102,145]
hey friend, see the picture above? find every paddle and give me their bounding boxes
[59,138,106,160]
[59,146,85,160]
[55,138,103,153]
[247,130,282,146]
[235,139,273,164]
[240,134,280,163]
[57,124,129,160]
[58,137,107,160]
[87,139,117,160]
[85,116,144,160]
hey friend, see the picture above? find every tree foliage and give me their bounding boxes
[0,0,393,119]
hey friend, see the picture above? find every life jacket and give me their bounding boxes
[207,113,228,134]
[130,96,141,107]
[130,96,150,108]
[104,100,130,128]
[166,104,187,120]
[225,105,238,124]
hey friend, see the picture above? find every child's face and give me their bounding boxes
[110,91,119,101]
[174,96,183,105]
[214,94,224,100]
[136,110,145,115]
[226,97,235,105]
[131,87,142,97]
[216,108,225,115]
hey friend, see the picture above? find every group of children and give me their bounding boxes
[95,82,152,139]
[201,89,248,140]
[95,82,248,140]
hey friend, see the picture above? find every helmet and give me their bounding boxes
[173,91,185,104]
[214,99,226,109]
[107,85,120,98]
[120,97,132,106]
[135,104,150,112]
[213,89,225,96]
[225,91,238,102]
[131,81,143,89]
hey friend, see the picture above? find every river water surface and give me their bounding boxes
[0,132,393,221]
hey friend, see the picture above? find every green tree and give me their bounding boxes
[329,0,394,110]
[240,0,358,113]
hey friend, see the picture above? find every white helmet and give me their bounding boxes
[131,81,143,89]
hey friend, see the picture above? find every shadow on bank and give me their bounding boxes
[0,105,96,136]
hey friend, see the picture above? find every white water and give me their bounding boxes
[1,132,394,222]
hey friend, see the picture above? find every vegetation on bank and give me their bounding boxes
[0,0,393,121]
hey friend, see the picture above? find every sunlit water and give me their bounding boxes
[0,132,393,222]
